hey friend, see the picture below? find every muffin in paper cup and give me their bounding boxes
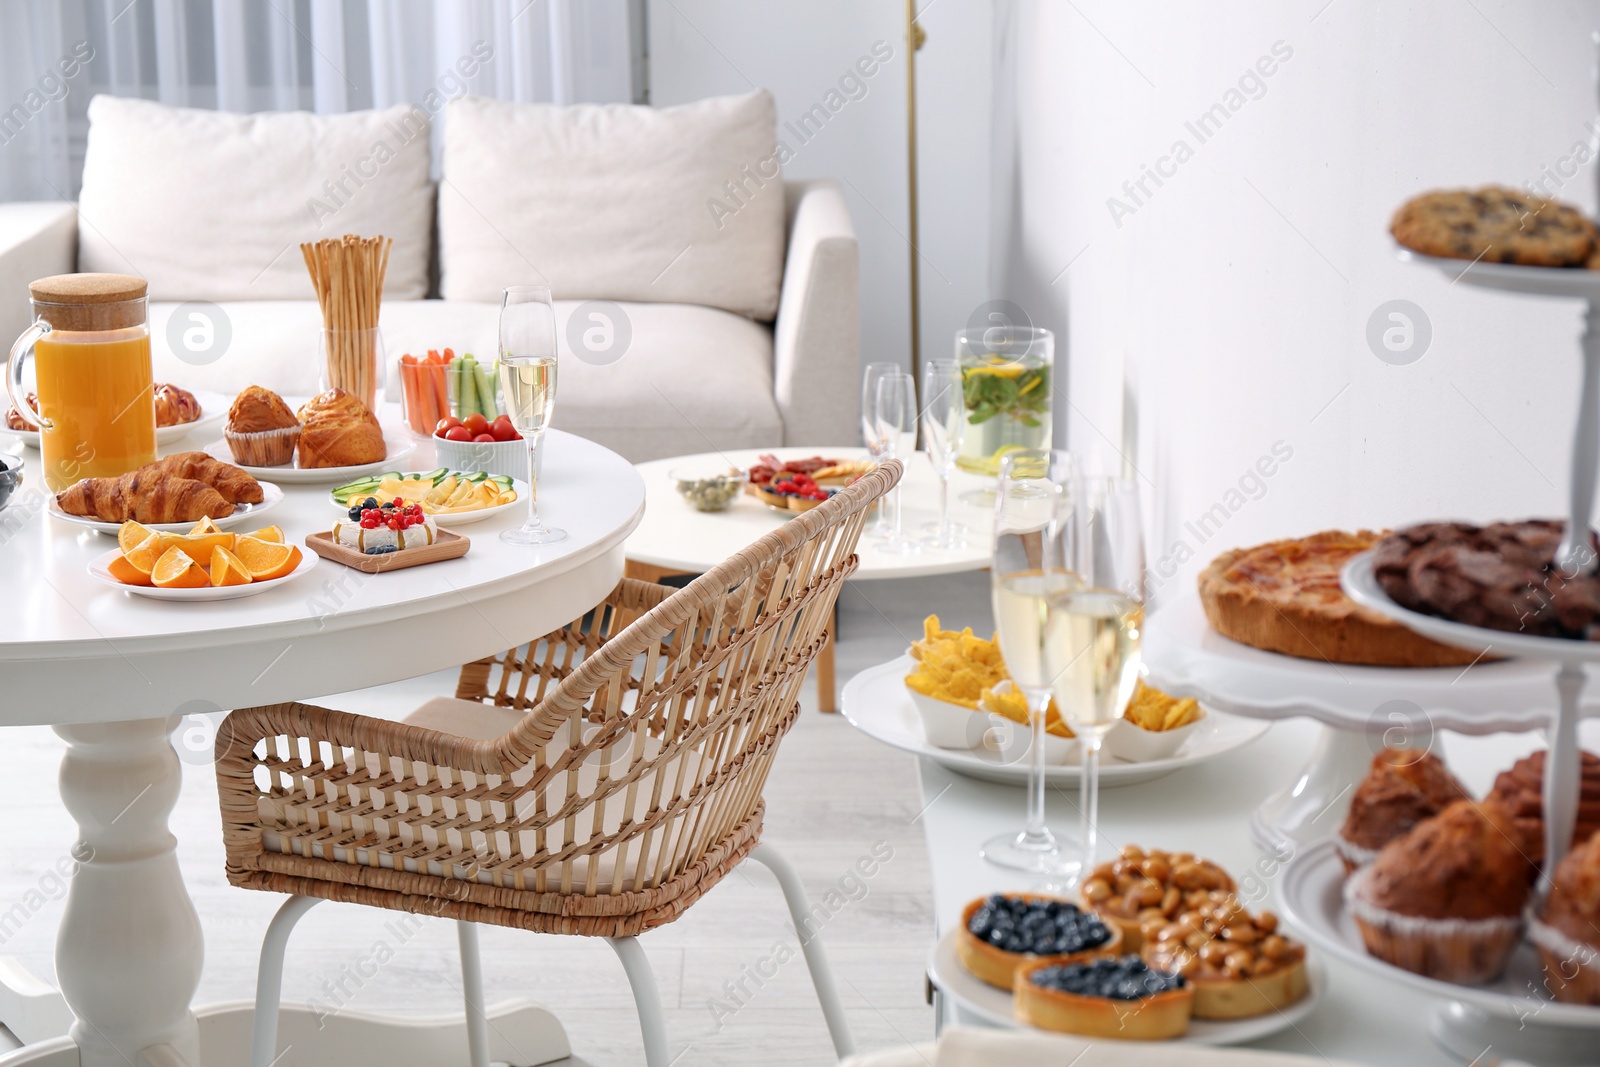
[1345,867,1522,985]
[224,424,300,467]
[1334,832,1383,876]
[1530,911,1600,1005]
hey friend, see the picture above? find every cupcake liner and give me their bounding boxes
[1344,867,1523,984]
[1334,833,1383,875]
[225,425,300,467]
[1528,912,1600,1005]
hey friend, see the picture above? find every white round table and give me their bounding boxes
[626,447,995,709]
[0,425,643,1067]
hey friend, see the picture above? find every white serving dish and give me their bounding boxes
[1104,712,1204,763]
[990,716,1078,765]
[433,433,542,482]
[907,689,982,749]
[1,389,230,450]
[331,477,528,528]
[47,481,285,535]
[926,927,1325,1046]
[88,544,317,601]
[200,432,416,485]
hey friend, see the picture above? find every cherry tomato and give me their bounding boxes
[444,425,474,442]
[472,432,497,443]
[434,416,463,436]
[462,413,490,437]
[490,419,518,442]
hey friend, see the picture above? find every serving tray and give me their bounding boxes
[304,529,469,572]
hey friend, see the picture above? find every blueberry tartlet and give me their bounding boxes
[957,893,1121,990]
[1015,955,1193,1039]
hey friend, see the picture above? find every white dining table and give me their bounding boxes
[0,423,644,1067]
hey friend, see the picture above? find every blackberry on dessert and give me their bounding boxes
[955,893,1120,990]
[1014,955,1193,1039]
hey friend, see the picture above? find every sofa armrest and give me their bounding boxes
[775,180,859,447]
[0,203,77,348]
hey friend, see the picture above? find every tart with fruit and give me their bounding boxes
[1080,846,1236,951]
[333,496,439,555]
[1014,955,1192,1040]
[956,894,1120,991]
[1140,893,1309,1019]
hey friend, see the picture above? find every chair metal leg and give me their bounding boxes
[252,895,323,1067]
[603,936,669,1067]
[749,841,855,1058]
[456,923,491,1067]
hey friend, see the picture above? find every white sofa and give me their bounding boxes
[0,93,859,462]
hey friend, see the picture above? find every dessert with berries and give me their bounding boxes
[331,496,439,554]
[1014,955,1193,1039]
[956,893,1120,990]
[1140,893,1309,1018]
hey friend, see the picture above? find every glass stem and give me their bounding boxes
[937,471,950,537]
[525,434,541,529]
[1024,689,1050,840]
[1080,733,1103,876]
[891,484,903,539]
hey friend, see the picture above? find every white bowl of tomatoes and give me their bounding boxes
[433,413,538,481]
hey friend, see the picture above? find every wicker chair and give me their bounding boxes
[215,460,901,1067]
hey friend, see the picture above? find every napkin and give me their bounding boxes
[923,1028,1375,1067]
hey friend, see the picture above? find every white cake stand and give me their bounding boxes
[1142,591,1597,855]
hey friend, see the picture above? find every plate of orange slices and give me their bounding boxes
[88,518,317,601]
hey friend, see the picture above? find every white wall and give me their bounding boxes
[648,0,992,400]
[996,0,1600,605]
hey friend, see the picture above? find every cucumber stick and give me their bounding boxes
[471,360,497,417]
[455,356,478,418]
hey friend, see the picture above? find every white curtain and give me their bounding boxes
[0,0,643,201]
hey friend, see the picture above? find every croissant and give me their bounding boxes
[296,387,385,469]
[153,384,201,427]
[57,470,233,523]
[150,452,263,504]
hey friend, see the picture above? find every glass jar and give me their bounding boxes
[954,325,1054,477]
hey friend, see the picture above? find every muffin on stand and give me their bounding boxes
[1487,749,1600,867]
[224,386,300,466]
[1337,748,1470,874]
[1530,830,1600,1004]
[1347,799,1534,984]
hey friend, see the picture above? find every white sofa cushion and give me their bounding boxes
[77,96,433,302]
[439,92,786,320]
[148,298,782,462]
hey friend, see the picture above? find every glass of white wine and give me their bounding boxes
[1046,476,1144,886]
[982,448,1078,874]
[497,285,566,546]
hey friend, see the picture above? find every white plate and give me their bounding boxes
[87,543,317,601]
[927,928,1325,1045]
[0,389,230,450]
[200,432,416,484]
[1342,551,1600,664]
[840,656,1269,787]
[328,476,527,527]
[1279,839,1600,1027]
[1143,591,1585,733]
[48,481,285,536]
[1397,245,1600,300]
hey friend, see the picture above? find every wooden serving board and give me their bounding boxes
[304,529,470,572]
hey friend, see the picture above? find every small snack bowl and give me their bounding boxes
[906,688,981,750]
[0,453,22,512]
[991,716,1078,765]
[670,466,747,512]
[1104,710,1205,763]
[435,433,538,482]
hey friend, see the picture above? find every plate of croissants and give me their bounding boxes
[50,452,283,534]
[3,385,226,449]
[200,385,414,484]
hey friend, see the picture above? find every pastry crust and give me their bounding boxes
[1013,960,1193,1040]
[1186,958,1308,1019]
[297,387,386,469]
[955,895,1121,991]
[1198,530,1481,667]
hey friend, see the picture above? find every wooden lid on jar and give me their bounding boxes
[29,273,147,331]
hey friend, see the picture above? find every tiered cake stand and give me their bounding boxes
[1285,250,1600,1064]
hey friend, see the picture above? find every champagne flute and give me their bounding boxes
[920,359,967,549]
[498,285,566,546]
[875,372,920,555]
[1046,476,1144,886]
[862,362,900,537]
[982,449,1078,873]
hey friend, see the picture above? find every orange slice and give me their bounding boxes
[122,532,165,579]
[233,536,299,581]
[158,531,236,567]
[187,516,223,535]
[151,547,209,588]
[246,525,284,544]
[209,546,252,587]
[118,520,157,556]
[106,554,153,586]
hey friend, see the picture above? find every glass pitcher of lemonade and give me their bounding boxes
[955,325,1054,477]
[6,274,156,492]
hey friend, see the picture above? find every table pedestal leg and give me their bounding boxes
[54,718,203,1067]
[1248,725,1372,857]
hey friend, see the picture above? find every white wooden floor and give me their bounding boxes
[0,571,990,1065]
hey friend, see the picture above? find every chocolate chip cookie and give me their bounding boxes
[1391,187,1595,267]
